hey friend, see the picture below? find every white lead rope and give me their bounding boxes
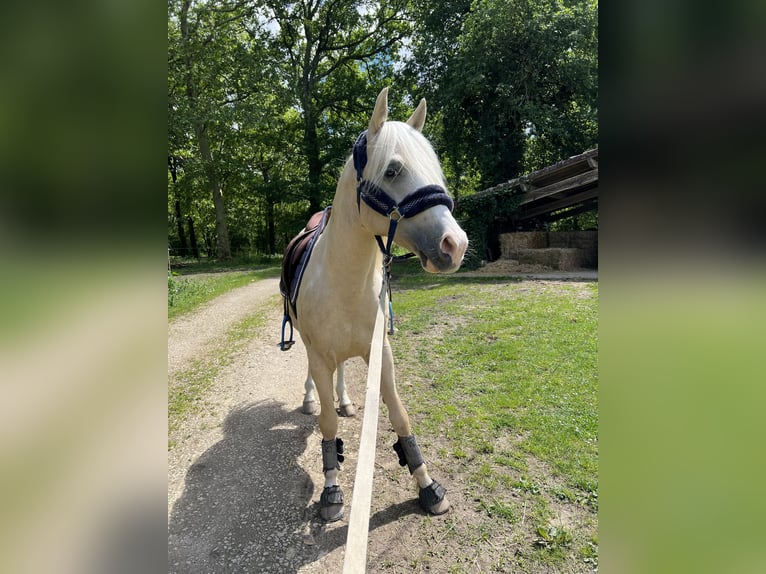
[342,270,389,574]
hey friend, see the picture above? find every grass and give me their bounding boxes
[388,274,598,571]
[169,253,282,275]
[168,265,280,320]
[166,255,598,570]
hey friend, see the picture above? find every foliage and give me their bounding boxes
[259,0,412,212]
[548,209,598,231]
[535,525,574,549]
[167,274,211,312]
[455,187,523,268]
[168,0,598,260]
[407,0,598,186]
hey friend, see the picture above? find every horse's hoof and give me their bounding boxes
[338,403,356,417]
[419,481,450,515]
[302,400,317,415]
[319,485,344,522]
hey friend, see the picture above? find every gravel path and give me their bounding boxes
[168,277,370,573]
[168,271,598,573]
[167,278,282,380]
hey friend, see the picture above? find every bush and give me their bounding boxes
[455,187,522,269]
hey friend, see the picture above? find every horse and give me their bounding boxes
[281,87,468,522]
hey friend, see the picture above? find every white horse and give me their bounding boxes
[285,88,468,521]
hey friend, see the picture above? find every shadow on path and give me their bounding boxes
[169,400,419,573]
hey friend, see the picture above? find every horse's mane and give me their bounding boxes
[364,121,447,190]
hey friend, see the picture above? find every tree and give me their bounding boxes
[259,0,412,213]
[407,0,598,190]
[166,0,598,258]
[169,0,277,259]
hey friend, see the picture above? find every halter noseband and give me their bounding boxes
[352,130,455,259]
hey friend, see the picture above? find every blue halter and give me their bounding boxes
[352,130,455,259]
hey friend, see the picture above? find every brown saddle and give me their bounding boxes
[280,207,332,318]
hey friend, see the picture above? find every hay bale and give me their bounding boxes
[514,248,583,270]
[548,232,598,268]
[499,232,547,258]
[548,231,597,250]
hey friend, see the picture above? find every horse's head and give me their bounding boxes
[354,88,468,273]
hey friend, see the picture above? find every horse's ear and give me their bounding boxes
[368,87,389,137]
[406,98,427,132]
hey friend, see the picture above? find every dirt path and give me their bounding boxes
[168,278,394,573]
[168,272,598,573]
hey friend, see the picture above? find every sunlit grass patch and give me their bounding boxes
[390,276,598,570]
[167,266,280,319]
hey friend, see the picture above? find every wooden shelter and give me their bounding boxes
[473,149,598,265]
[475,148,598,227]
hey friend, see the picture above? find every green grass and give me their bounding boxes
[389,275,598,571]
[167,265,280,320]
[170,254,282,275]
[166,257,598,569]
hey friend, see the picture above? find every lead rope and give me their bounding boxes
[342,260,389,573]
[384,255,395,335]
[382,252,414,335]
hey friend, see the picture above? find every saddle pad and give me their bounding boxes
[280,207,331,317]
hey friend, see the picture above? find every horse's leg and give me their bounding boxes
[379,341,450,515]
[336,360,356,417]
[308,351,345,522]
[302,366,318,415]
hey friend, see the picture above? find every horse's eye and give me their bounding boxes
[385,163,401,178]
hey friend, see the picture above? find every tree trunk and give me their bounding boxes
[266,199,276,254]
[195,124,231,259]
[187,216,200,259]
[174,200,188,255]
[261,168,277,254]
[303,103,324,214]
[180,0,231,260]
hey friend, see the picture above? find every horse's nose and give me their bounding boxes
[440,231,467,267]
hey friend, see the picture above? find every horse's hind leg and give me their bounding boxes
[302,367,318,414]
[308,351,345,522]
[379,341,450,516]
[336,361,356,417]
[303,361,355,417]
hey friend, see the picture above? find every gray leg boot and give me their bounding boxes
[393,435,449,515]
[320,438,344,522]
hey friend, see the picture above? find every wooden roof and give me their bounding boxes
[471,148,598,225]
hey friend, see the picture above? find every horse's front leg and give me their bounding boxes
[335,361,356,417]
[308,351,345,522]
[379,340,450,515]
[302,366,317,414]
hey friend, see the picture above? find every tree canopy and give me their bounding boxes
[168,0,597,259]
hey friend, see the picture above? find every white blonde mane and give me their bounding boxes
[363,121,447,189]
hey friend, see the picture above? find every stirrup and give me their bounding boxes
[280,314,294,351]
